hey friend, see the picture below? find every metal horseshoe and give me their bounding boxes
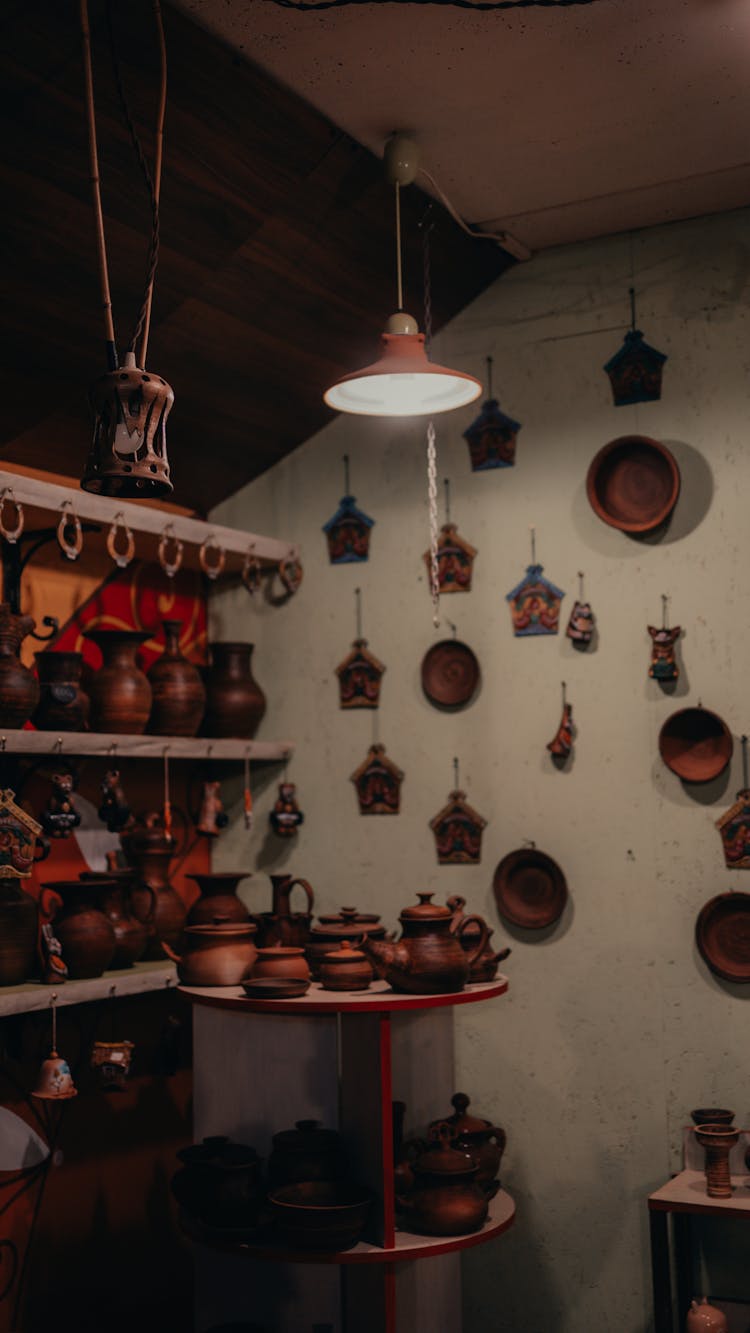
[158,524,183,579]
[57,501,83,562]
[242,546,261,596]
[106,512,135,569]
[199,536,226,582]
[0,488,24,544]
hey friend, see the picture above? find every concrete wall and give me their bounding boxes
[210,207,750,1332]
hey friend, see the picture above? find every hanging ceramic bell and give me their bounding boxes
[33,996,77,1101]
[269,782,305,837]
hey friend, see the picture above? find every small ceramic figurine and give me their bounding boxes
[98,769,132,833]
[269,782,304,838]
[40,921,68,984]
[686,1298,728,1333]
[547,702,573,760]
[40,773,81,840]
[566,602,595,649]
[648,625,681,682]
[196,780,228,837]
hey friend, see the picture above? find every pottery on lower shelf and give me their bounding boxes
[269,1180,372,1252]
[395,1123,488,1237]
[305,907,384,979]
[693,1124,739,1199]
[268,1120,347,1189]
[0,878,39,986]
[40,879,116,980]
[84,629,152,734]
[186,872,251,927]
[250,945,310,983]
[241,977,310,1000]
[0,603,39,729]
[33,650,90,731]
[686,1298,729,1333]
[121,814,186,960]
[319,939,372,992]
[171,1136,264,1229]
[147,619,206,737]
[362,892,488,995]
[163,920,258,987]
[203,642,266,739]
[429,1093,506,1198]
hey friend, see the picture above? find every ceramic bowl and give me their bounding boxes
[659,708,733,783]
[586,435,680,533]
[269,1180,372,1251]
[690,1108,735,1126]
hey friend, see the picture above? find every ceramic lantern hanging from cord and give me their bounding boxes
[716,736,750,870]
[648,595,681,683]
[323,455,375,564]
[429,759,487,865]
[547,682,574,763]
[32,993,77,1102]
[506,529,565,636]
[463,356,521,471]
[603,287,667,407]
[336,588,386,708]
[566,572,596,650]
[423,479,477,594]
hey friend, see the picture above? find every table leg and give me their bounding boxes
[673,1212,692,1329]
[649,1210,673,1333]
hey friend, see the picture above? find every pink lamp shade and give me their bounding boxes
[324,315,482,418]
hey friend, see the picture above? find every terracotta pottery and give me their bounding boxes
[171,1136,264,1229]
[33,651,90,732]
[659,708,733,784]
[147,619,206,737]
[80,871,149,968]
[163,920,257,987]
[203,642,266,739]
[586,435,681,534]
[0,604,39,728]
[268,1120,347,1189]
[493,848,568,930]
[687,1298,729,1333]
[448,897,510,982]
[421,639,480,711]
[693,1124,739,1199]
[320,939,372,992]
[84,629,152,734]
[186,872,251,927]
[306,907,384,979]
[40,879,116,979]
[250,945,310,982]
[396,1123,488,1237]
[690,1108,735,1127]
[269,1180,372,1252]
[32,1051,77,1101]
[0,879,39,985]
[256,874,315,948]
[695,892,750,983]
[121,815,186,959]
[362,892,488,995]
[241,977,310,1000]
[430,1093,506,1198]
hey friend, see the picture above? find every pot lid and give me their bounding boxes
[431,1093,492,1137]
[255,944,304,958]
[318,905,381,926]
[178,1136,258,1169]
[321,939,367,963]
[400,892,453,923]
[271,1119,341,1153]
[184,920,257,938]
[414,1123,477,1176]
[311,911,385,940]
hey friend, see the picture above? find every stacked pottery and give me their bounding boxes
[0,879,39,985]
[429,1093,506,1197]
[305,906,385,980]
[395,1123,488,1237]
[147,619,206,736]
[84,629,151,734]
[202,642,266,739]
[0,604,39,728]
[121,814,186,958]
[186,872,251,927]
[33,651,89,731]
[40,880,116,979]
[79,871,149,968]
[268,1120,346,1188]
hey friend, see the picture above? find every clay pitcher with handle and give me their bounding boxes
[257,874,315,947]
[0,604,39,728]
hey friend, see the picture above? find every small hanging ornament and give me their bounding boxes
[40,921,68,985]
[716,737,750,870]
[323,456,375,564]
[32,993,77,1101]
[566,572,596,650]
[429,759,487,865]
[162,749,173,842]
[196,780,228,837]
[91,1040,135,1092]
[648,595,681,683]
[463,356,521,470]
[243,751,254,832]
[603,287,667,407]
[422,479,477,593]
[40,772,82,841]
[506,529,565,637]
[270,773,305,838]
[336,589,386,709]
[0,788,43,878]
[547,683,574,761]
[351,744,404,815]
[98,769,132,833]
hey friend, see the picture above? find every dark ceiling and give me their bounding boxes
[0,0,511,514]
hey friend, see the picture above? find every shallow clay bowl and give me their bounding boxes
[269,1180,372,1251]
[659,708,733,783]
[241,977,310,1000]
[690,1108,735,1126]
[695,892,750,983]
[421,639,480,710]
[493,848,568,930]
[586,436,680,534]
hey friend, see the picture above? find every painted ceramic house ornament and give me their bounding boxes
[648,596,680,682]
[506,530,564,637]
[566,572,595,650]
[270,780,304,838]
[323,455,374,564]
[430,762,487,864]
[716,737,750,869]
[463,356,521,470]
[547,685,573,761]
[603,288,667,407]
[0,789,43,878]
[336,589,385,708]
[351,744,404,815]
[423,482,477,593]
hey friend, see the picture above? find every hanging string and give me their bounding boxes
[486,355,494,400]
[243,749,253,832]
[530,526,536,565]
[578,571,585,601]
[742,735,748,791]
[662,593,668,630]
[453,756,459,790]
[343,453,350,495]
[80,0,117,370]
[629,286,637,333]
[162,747,172,841]
[444,478,451,525]
[395,181,404,311]
[561,681,567,708]
[423,220,440,628]
[51,993,58,1055]
[355,587,363,640]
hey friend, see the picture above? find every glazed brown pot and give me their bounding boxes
[0,604,39,729]
[257,875,315,948]
[40,880,116,979]
[121,816,186,959]
[691,1108,735,1127]
[694,1124,740,1198]
[163,920,258,987]
[429,1093,506,1197]
[396,1124,488,1237]
[320,940,372,992]
[33,651,89,732]
[0,879,39,985]
[250,945,310,982]
[268,1120,347,1189]
[203,642,266,739]
[147,619,206,737]
[186,872,251,927]
[171,1136,264,1229]
[305,907,384,979]
[84,629,152,734]
[80,871,149,968]
[362,892,489,995]
[269,1180,372,1252]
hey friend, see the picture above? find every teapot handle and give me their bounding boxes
[288,877,314,914]
[457,914,490,969]
[161,939,182,965]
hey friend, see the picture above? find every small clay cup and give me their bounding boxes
[690,1108,735,1127]
[694,1124,740,1198]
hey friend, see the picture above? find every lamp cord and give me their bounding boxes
[80,0,117,370]
[395,181,403,311]
[423,220,440,628]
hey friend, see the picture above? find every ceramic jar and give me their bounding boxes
[320,940,372,992]
[33,651,89,731]
[121,815,186,959]
[362,893,489,995]
[40,880,116,979]
[305,906,384,979]
[186,872,251,927]
[687,1298,729,1333]
[163,920,258,987]
[251,945,310,982]
[430,1093,506,1197]
[171,1136,264,1229]
[203,642,266,739]
[0,604,39,728]
[147,619,206,737]
[80,871,149,968]
[84,629,152,734]
[396,1124,488,1237]
[268,1120,347,1188]
[0,879,38,985]
[257,875,315,948]
[694,1124,740,1198]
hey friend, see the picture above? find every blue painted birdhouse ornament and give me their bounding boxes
[604,290,667,406]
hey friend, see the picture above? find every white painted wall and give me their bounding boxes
[210,207,750,1332]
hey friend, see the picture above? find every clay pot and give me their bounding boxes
[163,920,257,987]
[186,872,251,927]
[0,879,39,985]
[257,875,315,948]
[251,945,310,982]
[268,1120,346,1189]
[203,642,266,739]
[690,1109,735,1127]
[430,1093,506,1197]
[84,629,152,734]
[396,1124,488,1237]
[448,896,510,982]
[147,619,206,737]
[40,880,116,980]
[362,893,489,995]
[694,1124,740,1199]
[80,872,149,968]
[320,940,372,992]
[33,651,89,731]
[0,604,39,728]
[121,815,186,959]
[171,1136,264,1229]
[306,907,384,979]
[269,1180,372,1252]
[687,1298,729,1333]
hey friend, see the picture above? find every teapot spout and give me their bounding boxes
[361,936,407,978]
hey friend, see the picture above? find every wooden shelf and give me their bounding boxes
[180,976,509,1015]
[0,959,177,1018]
[0,729,293,761]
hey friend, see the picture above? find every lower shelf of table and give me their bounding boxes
[183,1189,515,1265]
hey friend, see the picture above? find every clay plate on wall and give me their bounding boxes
[421,640,480,710]
[493,848,568,930]
[659,708,733,783]
[586,436,680,533]
[695,892,750,983]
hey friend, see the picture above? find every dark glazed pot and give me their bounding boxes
[430,1093,506,1197]
[269,1180,372,1252]
[268,1120,346,1189]
[147,619,206,737]
[203,642,266,739]
[0,604,39,729]
[80,871,149,967]
[33,651,90,731]
[362,893,489,995]
[84,629,152,734]
[0,879,39,985]
[396,1124,488,1237]
[171,1136,264,1229]
[186,872,250,927]
[121,815,186,959]
[40,879,116,979]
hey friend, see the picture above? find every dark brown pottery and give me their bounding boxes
[306,907,384,979]
[80,871,149,967]
[448,896,510,982]
[203,642,266,739]
[269,1181,372,1252]
[362,892,488,995]
[147,619,206,737]
[586,436,680,534]
[694,1124,739,1198]
[430,1093,506,1197]
[121,815,186,959]
[171,1136,264,1229]
[695,892,750,983]
[320,940,372,992]
[659,708,733,783]
[186,872,251,927]
[84,629,152,734]
[257,875,315,947]
[493,848,568,930]
[0,879,38,985]
[163,920,257,987]
[691,1108,735,1126]
[33,651,89,731]
[396,1124,488,1237]
[250,945,310,982]
[0,604,39,728]
[421,639,480,711]
[40,880,116,979]
[241,977,310,1000]
[268,1120,346,1189]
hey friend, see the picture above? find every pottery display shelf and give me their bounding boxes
[181,976,511,1333]
[0,958,176,1018]
[0,729,293,762]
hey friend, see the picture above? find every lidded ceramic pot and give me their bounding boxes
[305,906,384,979]
[171,1135,264,1229]
[33,651,90,731]
[686,1298,729,1333]
[396,1123,488,1237]
[147,619,206,737]
[162,920,258,987]
[320,940,372,992]
[84,629,152,734]
[362,892,488,995]
[429,1093,506,1197]
[186,871,251,927]
[0,604,39,728]
[203,642,266,739]
[251,944,310,983]
[268,1120,346,1188]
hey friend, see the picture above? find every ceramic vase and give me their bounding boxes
[121,816,186,959]
[81,872,149,967]
[33,650,90,731]
[186,872,250,927]
[40,880,116,980]
[0,879,39,985]
[0,604,39,728]
[147,619,205,737]
[694,1125,740,1198]
[84,629,152,734]
[203,642,266,739]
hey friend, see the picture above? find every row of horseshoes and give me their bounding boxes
[0,487,303,595]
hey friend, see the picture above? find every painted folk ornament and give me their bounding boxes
[566,573,595,650]
[270,781,304,838]
[603,289,667,407]
[423,523,477,594]
[648,598,680,683]
[336,640,386,709]
[0,789,43,878]
[507,534,564,636]
[351,744,404,815]
[323,456,374,564]
[547,686,573,761]
[430,787,487,865]
[462,357,521,470]
[716,737,750,869]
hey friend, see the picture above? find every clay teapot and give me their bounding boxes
[396,1123,488,1237]
[171,1136,263,1230]
[448,896,511,982]
[162,919,257,987]
[186,871,251,927]
[0,604,39,728]
[429,1093,506,1197]
[686,1299,728,1333]
[361,892,489,995]
[268,1120,346,1189]
[256,875,314,948]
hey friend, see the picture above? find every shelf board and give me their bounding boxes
[0,729,293,761]
[648,1168,750,1219]
[182,1188,515,1265]
[0,959,177,1018]
[180,976,509,1015]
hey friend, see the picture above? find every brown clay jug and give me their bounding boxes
[80,871,150,968]
[147,619,206,737]
[0,604,39,728]
[121,814,186,959]
[429,1093,506,1197]
[40,880,116,979]
[362,892,489,995]
[186,871,251,926]
[395,1123,488,1237]
[203,642,266,739]
[0,879,39,985]
[257,875,314,947]
[33,650,90,731]
[84,629,152,734]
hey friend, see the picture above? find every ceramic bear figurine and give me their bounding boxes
[686,1298,728,1333]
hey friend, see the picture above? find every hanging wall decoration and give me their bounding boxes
[716,736,750,869]
[603,287,667,407]
[463,356,521,471]
[648,596,681,683]
[32,994,77,1101]
[270,778,305,838]
[429,760,487,864]
[336,589,386,709]
[323,456,375,564]
[196,780,228,838]
[421,625,481,711]
[547,683,574,761]
[566,572,596,650]
[91,1040,135,1091]
[0,789,43,878]
[351,744,404,815]
[506,529,564,636]
[422,479,477,593]
[40,773,82,841]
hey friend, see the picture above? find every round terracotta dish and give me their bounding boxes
[695,892,750,983]
[659,708,733,783]
[493,848,568,930]
[586,436,680,534]
[421,639,480,710]
[241,977,310,1000]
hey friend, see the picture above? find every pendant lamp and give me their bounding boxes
[324,136,482,418]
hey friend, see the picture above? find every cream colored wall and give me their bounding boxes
[210,207,750,1332]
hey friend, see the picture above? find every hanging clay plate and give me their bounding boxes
[586,436,680,534]
[695,892,750,983]
[659,708,733,783]
[493,848,568,930]
[421,640,480,710]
